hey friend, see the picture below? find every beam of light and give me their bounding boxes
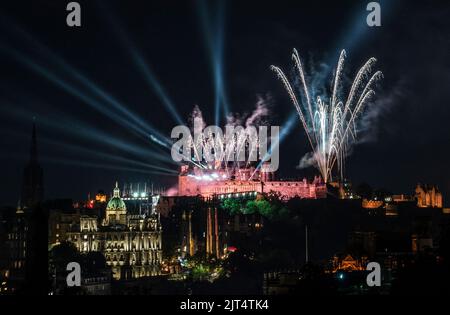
[271,49,383,183]
[128,47,184,126]
[96,3,184,126]
[260,2,391,181]
[215,0,230,120]
[0,152,178,177]
[0,14,171,145]
[0,44,163,141]
[39,136,178,174]
[249,113,297,180]
[197,0,230,125]
[149,134,170,148]
[333,0,396,54]
[0,128,178,174]
[59,59,171,144]
[2,103,179,166]
[35,156,178,177]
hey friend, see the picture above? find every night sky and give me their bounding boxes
[0,0,449,206]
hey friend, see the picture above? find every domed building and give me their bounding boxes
[67,181,163,280]
[104,182,127,225]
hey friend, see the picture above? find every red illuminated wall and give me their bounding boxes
[178,175,326,200]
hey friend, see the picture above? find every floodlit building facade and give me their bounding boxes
[68,183,162,280]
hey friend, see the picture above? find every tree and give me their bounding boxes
[243,200,258,215]
[50,241,80,271]
[49,241,81,294]
[221,193,289,220]
[254,200,273,218]
[222,198,243,215]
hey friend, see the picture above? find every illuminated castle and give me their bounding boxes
[178,163,326,200]
[68,182,162,280]
[415,183,443,208]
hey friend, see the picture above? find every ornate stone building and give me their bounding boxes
[415,184,443,208]
[68,182,162,280]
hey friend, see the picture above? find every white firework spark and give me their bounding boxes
[271,49,383,183]
[186,101,270,175]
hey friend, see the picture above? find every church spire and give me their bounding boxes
[21,121,44,208]
[30,120,38,164]
[113,181,120,198]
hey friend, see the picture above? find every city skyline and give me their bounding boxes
[0,1,449,205]
[1,0,450,298]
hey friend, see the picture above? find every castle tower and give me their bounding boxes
[21,122,44,208]
[260,162,274,182]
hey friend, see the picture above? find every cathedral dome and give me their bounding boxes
[107,197,126,211]
[106,182,126,212]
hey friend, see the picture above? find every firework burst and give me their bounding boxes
[185,100,270,176]
[271,49,383,183]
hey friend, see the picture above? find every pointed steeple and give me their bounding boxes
[30,120,38,164]
[113,181,120,198]
[22,121,44,208]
